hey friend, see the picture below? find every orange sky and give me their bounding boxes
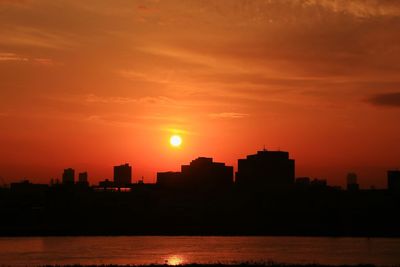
[1,0,400,188]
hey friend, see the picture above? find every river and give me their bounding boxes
[0,236,399,266]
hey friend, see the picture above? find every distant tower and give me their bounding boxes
[62,168,75,185]
[78,172,89,186]
[346,172,359,191]
[387,170,400,192]
[114,163,132,188]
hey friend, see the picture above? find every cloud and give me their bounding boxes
[0,26,76,50]
[136,46,227,70]
[85,114,141,128]
[0,52,56,67]
[84,114,185,131]
[0,52,28,61]
[368,92,400,107]
[0,0,29,6]
[209,112,249,119]
[304,0,400,18]
[33,58,54,66]
[84,94,174,106]
[118,70,171,84]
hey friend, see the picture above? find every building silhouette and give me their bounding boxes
[236,149,295,189]
[99,179,114,189]
[157,171,182,187]
[310,178,327,189]
[78,172,89,186]
[4,151,400,237]
[295,177,311,188]
[10,180,48,193]
[114,163,132,188]
[62,168,75,185]
[157,157,233,189]
[387,170,400,192]
[346,172,359,191]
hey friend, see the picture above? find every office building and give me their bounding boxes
[157,157,233,189]
[236,149,295,189]
[114,163,132,188]
[346,172,359,191]
[62,168,75,185]
[78,172,89,186]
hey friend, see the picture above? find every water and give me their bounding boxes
[0,236,400,266]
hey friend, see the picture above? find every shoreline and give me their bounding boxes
[1,233,400,238]
[37,264,381,267]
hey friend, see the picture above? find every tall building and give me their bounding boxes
[114,163,132,188]
[346,172,359,191]
[157,157,233,189]
[388,170,400,192]
[78,172,89,186]
[236,149,295,189]
[62,168,75,185]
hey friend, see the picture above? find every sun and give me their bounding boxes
[169,135,182,147]
[165,255,184,265]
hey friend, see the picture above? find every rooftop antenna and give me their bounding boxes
[137,176,144,184]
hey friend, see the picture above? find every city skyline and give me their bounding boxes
[4,148,399,190]
[3,148,400,237]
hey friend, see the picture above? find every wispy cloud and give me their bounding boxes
[0,52,28,61]
[84,94,175,106]
[32,58,54,66]
[118,70,171,84]
[304,0,400,18]
[209,112,249,119]
[0,0,29,6]
[136,46,241,73]
[0,52,56,67]
[368,92,400,107]
[0,26,76,49]
[85,114,141,128]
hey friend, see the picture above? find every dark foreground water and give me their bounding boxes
[0,236,400,266]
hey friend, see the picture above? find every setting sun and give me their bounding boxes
[165,255,184,265]
[170,135,182,147]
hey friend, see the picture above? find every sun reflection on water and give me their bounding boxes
[165,255,185,265]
